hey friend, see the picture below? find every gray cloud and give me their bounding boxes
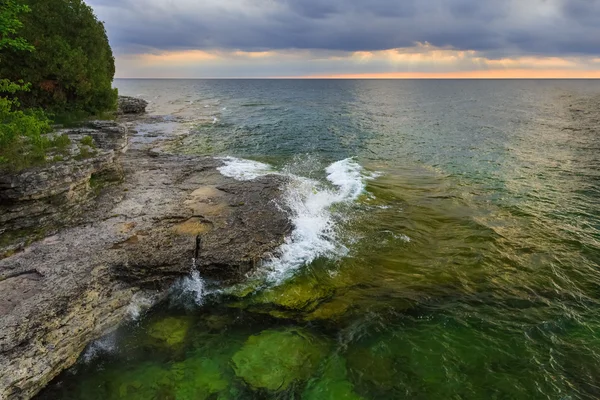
[88,0,600,57]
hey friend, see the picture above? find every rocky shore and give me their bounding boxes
[0,99,291,399]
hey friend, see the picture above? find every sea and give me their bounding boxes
[38,79,600,399]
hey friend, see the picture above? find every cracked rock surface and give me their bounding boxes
[0,121,291,399]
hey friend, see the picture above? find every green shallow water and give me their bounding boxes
[38,80,600,399]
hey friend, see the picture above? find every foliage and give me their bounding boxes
[80,135,95,147]
[0,0,34,52]
[0,0,118,115]
[0,1,66,171]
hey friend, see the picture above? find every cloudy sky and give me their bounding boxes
[88,0,600,78]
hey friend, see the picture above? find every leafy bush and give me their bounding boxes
[0,0,118,115]
[0,0,72,172]
[80,135,95,147]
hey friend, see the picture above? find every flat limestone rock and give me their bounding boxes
[0,144,291,399]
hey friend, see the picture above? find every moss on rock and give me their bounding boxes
[232,328,330,392]
[146,316,192,349]
[303,355,364,400]
[171,356,228,400]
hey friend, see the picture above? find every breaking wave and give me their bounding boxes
[217,156,371,283]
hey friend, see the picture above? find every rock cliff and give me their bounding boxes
[0,119,291,399]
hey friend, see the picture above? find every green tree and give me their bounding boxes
[0,0,72,171]
[0,0,34,52]
[0,0,117,115]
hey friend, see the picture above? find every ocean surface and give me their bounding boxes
[39,80,600,399]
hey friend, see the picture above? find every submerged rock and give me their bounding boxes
[113,363,172,400]
[147,316,192,349]
[346,345,399,391]
[232,328,329,392]
[226,265,361,322]
[117,96,148,114]
[303,355,364,400]
[171,356,228,399]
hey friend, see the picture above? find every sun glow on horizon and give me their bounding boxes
[115,43,600,79]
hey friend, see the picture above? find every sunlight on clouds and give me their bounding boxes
[139,50,220,64]
[348,43,581,70]
[117,43,600,78]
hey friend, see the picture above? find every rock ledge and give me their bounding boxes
[0,119,291,399]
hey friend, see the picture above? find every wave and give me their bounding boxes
[217,156,274,181]
[217,156,370,283]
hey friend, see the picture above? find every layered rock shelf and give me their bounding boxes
[0,116,291,399]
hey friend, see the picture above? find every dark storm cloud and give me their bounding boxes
[88,0,600,57]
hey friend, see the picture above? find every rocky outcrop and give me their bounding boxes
[117,96,148,114]
[0,122,127,257]
[0,135,291,399]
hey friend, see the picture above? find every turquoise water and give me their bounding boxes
[39,80,600,399]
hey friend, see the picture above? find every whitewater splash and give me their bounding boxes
[172,270,207,306]
[218,156,370,283]
[217,157,275,181]
[82,332,118,363]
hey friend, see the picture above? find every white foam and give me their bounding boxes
[82,332,117,363]
[126,292,158,320]
[217,157,275,181]
[175,270,206,305]
[325,158,366,201]
[217,156,369,283]
[264,158,367,282]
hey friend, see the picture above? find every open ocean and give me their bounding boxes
[40,79,600,399]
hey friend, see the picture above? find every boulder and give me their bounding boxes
[117,96,148,114]
[232,328,329,392]
[146,316,193,349]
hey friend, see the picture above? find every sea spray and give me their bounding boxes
[217,157,274,181]
[82,332,118,363]
[217,156,370,283]
[126,292,160,320]
[264,158,368,282]
[172,270,207,306]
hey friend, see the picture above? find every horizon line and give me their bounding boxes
[114,77,600,80]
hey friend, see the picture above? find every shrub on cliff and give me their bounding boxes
[0,0,118,115]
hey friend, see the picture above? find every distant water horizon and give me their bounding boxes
[114,77,600,80]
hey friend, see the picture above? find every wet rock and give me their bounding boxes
[117,96,148,114]
[225,267,357,322]
[303,355,364,400]
[0,145,290,398]
[232,328,329,392]
[93,362,172,400]
[147,316,192,349]
[171,356,228,399]
[305,297,353,321]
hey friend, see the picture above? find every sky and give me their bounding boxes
[87,0,600,79]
